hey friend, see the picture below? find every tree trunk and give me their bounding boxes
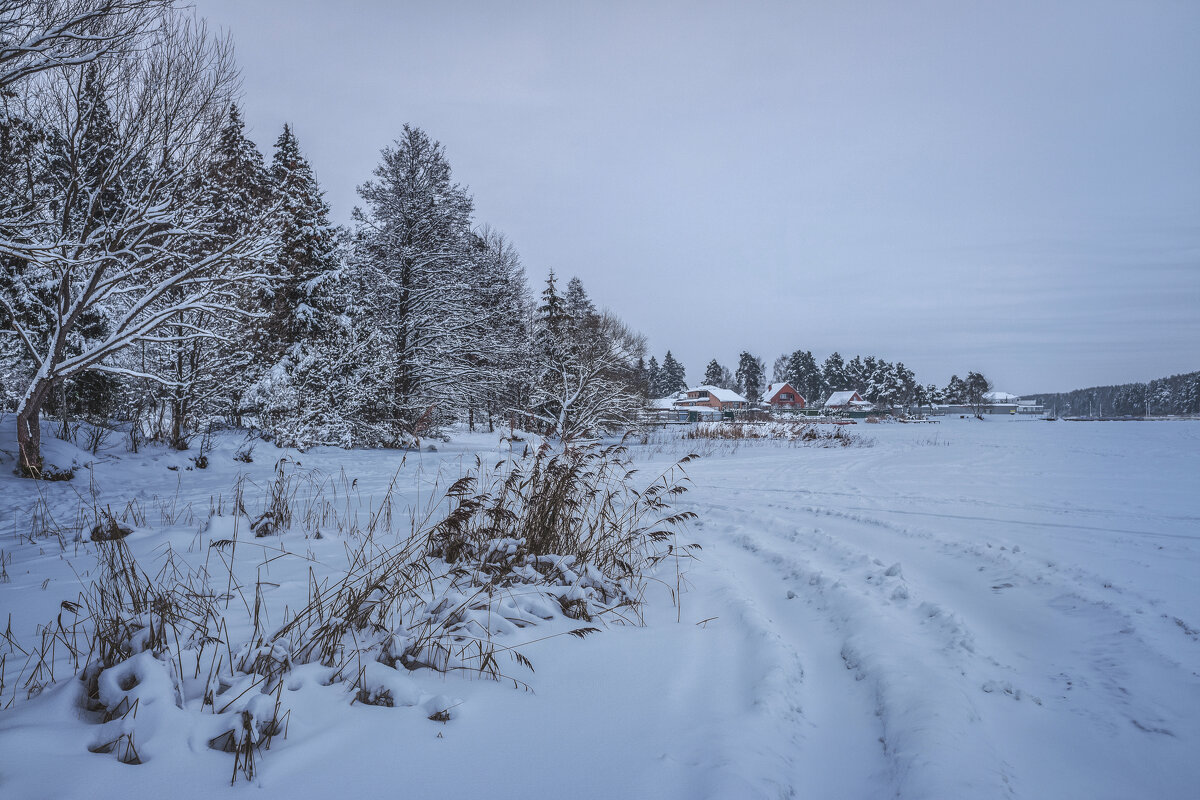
[16,378,51,477]
[170,395,187,450]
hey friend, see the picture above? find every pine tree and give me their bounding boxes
[240,124,347,446]
[564,276,597,323]
[965,371,991,415]
[822,352,847,392]
[735,351,764,402]
[351,124,478,441]
[266,123,340,346]
[646,356,661,397]
[944,375,967,404]
[633,356,650,399]
[660,351,687,394]
[461,226,530,431]
[49,64,126,422]
[156,101,273,445]
[703,359,725,387]
[785,349,823,402]
[528,271,642,438]
[771,353,789,383]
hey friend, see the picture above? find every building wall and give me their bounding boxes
[766,384,806,410]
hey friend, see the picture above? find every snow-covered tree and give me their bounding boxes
[0,1,170,90]
[646,355,661,397]
[944,374,967,404]
[771,353,789,383]
[735,351,764,403]
[703,359,725,387]
[527,272,643,439]
[965,371,991,416]
[349,124,478,442]
[659,351,686,394]
[822,352,847,392]
[153,101,273,445]
[785,349,823,402]
[0,12,275,474]
[458,226,530,432]
[240,123,347,446]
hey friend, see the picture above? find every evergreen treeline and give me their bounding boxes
[1034,371,1200,417]
[0,2,652,473]
[694,348,989,410]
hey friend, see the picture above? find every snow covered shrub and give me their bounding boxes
[426,441,702,621]
[683,420,868,447]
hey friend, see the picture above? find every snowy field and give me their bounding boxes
[1,416,1198,799]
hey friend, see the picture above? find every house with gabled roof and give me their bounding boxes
[762,382,805,411]
[675,385,750,412]
[824,390,872,412]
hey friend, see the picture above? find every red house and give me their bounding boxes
[762,382,805,410]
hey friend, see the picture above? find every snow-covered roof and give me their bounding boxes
[824,390,860,406]
[762,383,801,403]
[684,385,748,403]
[983,391,1020,402]
[648,396,677,410]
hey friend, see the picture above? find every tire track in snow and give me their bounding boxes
[695,493,1200,798]
[693,501,1015,800]
[682,514,890,799]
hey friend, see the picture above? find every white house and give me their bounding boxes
[824,390,873,412]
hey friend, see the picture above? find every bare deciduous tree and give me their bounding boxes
[0,0,168,89]
[0,10,278,475]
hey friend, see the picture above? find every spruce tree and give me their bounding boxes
[822,352,847,392]
[786,349,823,402]
[646,356,661,396]
[703,359,726,387]
[158,101,272,443]
[267,124,339,347]
[352,124,478,441]
[564,276,597,324]
[735,351,764,402]
[660,351,687,394]
[241,124,347,446]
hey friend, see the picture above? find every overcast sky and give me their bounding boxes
[193,0,1199,394]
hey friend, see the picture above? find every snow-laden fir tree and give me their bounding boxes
[659,351,686,394]
[646,355,661,397]
[703,359,726,387]
[772,353,789,383]
[785,349,824,404]
[240,123,348,447]
[459,226,531,432]
[735,351,764,403]
[822,352,847,393]
[350,125,499,443]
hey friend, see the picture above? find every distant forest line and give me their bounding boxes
[1033,370,1200,417]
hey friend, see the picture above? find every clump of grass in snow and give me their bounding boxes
[6,440,700,782]
[683,420,868,447]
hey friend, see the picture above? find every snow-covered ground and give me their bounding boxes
[1,416,1198,799]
